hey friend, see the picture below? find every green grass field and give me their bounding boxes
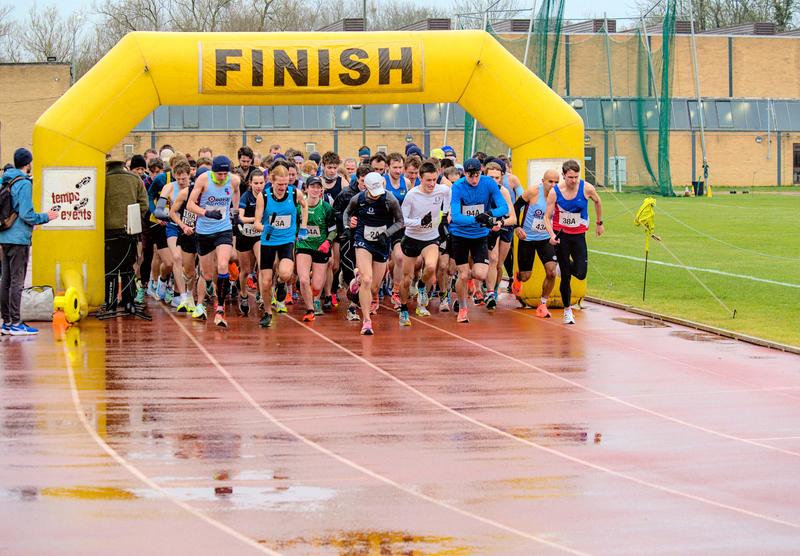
[585,189,800,347]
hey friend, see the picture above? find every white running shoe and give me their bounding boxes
[563,308,576,325]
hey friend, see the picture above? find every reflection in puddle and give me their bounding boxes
[613,318,670,328]
[132,485,335,511]
[273,530,471,555]
[0,486,137,501]
[670,331,732,343]
[505,423,593,445]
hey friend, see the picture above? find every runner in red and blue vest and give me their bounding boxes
[544,159,605,325]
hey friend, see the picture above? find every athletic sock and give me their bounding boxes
[400,303,409,312]
[541,297,548,305]
[216,273,230,305]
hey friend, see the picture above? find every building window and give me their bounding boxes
[304,142,316,153]
[377,145,388,153]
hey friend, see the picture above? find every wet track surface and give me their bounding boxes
[1,296,800,555]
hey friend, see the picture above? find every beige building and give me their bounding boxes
[0,63,71,164]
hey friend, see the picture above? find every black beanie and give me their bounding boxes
[14,148,32,169]
[130,154,147,170]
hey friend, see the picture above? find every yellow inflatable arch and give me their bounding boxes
[32,30,585,315]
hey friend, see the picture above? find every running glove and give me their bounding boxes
[204,209,223,220]
[318,240,331,255]
[297,227,309,240]
[475,212,495,227]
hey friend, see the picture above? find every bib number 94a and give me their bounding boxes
[462,204,484,217]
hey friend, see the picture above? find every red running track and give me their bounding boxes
[1,295,799,555]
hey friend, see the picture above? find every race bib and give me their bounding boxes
[238,223,260,237]
[271,215,292,230]
[307,225,321,238]
[364,224,387,242]
[462,203,484,217]
[558,211,581,228]
[181,211,196,227]
[532,218,548,233]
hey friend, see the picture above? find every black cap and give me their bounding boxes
[309,152,321,164]
[305,176,323,187]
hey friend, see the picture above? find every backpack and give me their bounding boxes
[0,175,26,231]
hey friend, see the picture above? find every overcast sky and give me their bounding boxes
[7,0,641,23]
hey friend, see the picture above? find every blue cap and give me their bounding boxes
[195,166,210,178]
[485,157,506,174]
[404,143,418,155]
[442,145,456,158]
[406,146,423,158]
[463,158,481,173]
[211,155,231,172]
[358,146,371,157]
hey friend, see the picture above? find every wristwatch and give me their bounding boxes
[596,220,604,225]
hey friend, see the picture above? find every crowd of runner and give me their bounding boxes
[112,142,603,335]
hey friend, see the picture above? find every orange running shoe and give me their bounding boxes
[246,275,256,290]
[457,307,469,323]
[536,302,552,318]
[228,262,240,281]
[511,275,523,296]
[302,310,315,322]
[285,292,293,305]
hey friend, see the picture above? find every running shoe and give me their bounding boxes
[214,308,227,328]
[246,275,257,291]
[511,275,523,296]
[192,303,207,320]
[536,303,552,319]
[399,309,411,326]
[390,291,402,309]
[322,296,333,313]
[0,323,10,335]
[439,294,450,313]
[452,299,459,312]
[161,283,171,303]
[8,322,38,336]
[256,292,264,312]
[360,320,374,335]
[170,294,180,308]
[369,298,379,315]
[313,299,323,316]
[302,310,315,322]
[285,292,294,305]
[416,305,431,317]
[472,289,484,305]
[259,312,273,328]
[230,281,239,301]
[409,282,418,297]
[346,305,361,321]
[331,293,338,308]
[275,300,287,314]
[349,269,361,296]
[176,294,191,313]
[563,308,576,325]
[417,288,429,308]
[456,308,470,323]
[485,292,497,311]
[238,295,250,316]
[147,280,159,300]
[134,287,146,305]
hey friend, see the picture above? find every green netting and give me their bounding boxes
[459,0,678,196]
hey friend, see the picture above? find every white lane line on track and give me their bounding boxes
[61,336,282,556]
[165,310,590,556]
[589,249,800,288]
[503,304,800,404]
[280,310,800,531]
[401,304,800,460]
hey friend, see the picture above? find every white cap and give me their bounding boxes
[364,172,385,196]
[160,148,175,162]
